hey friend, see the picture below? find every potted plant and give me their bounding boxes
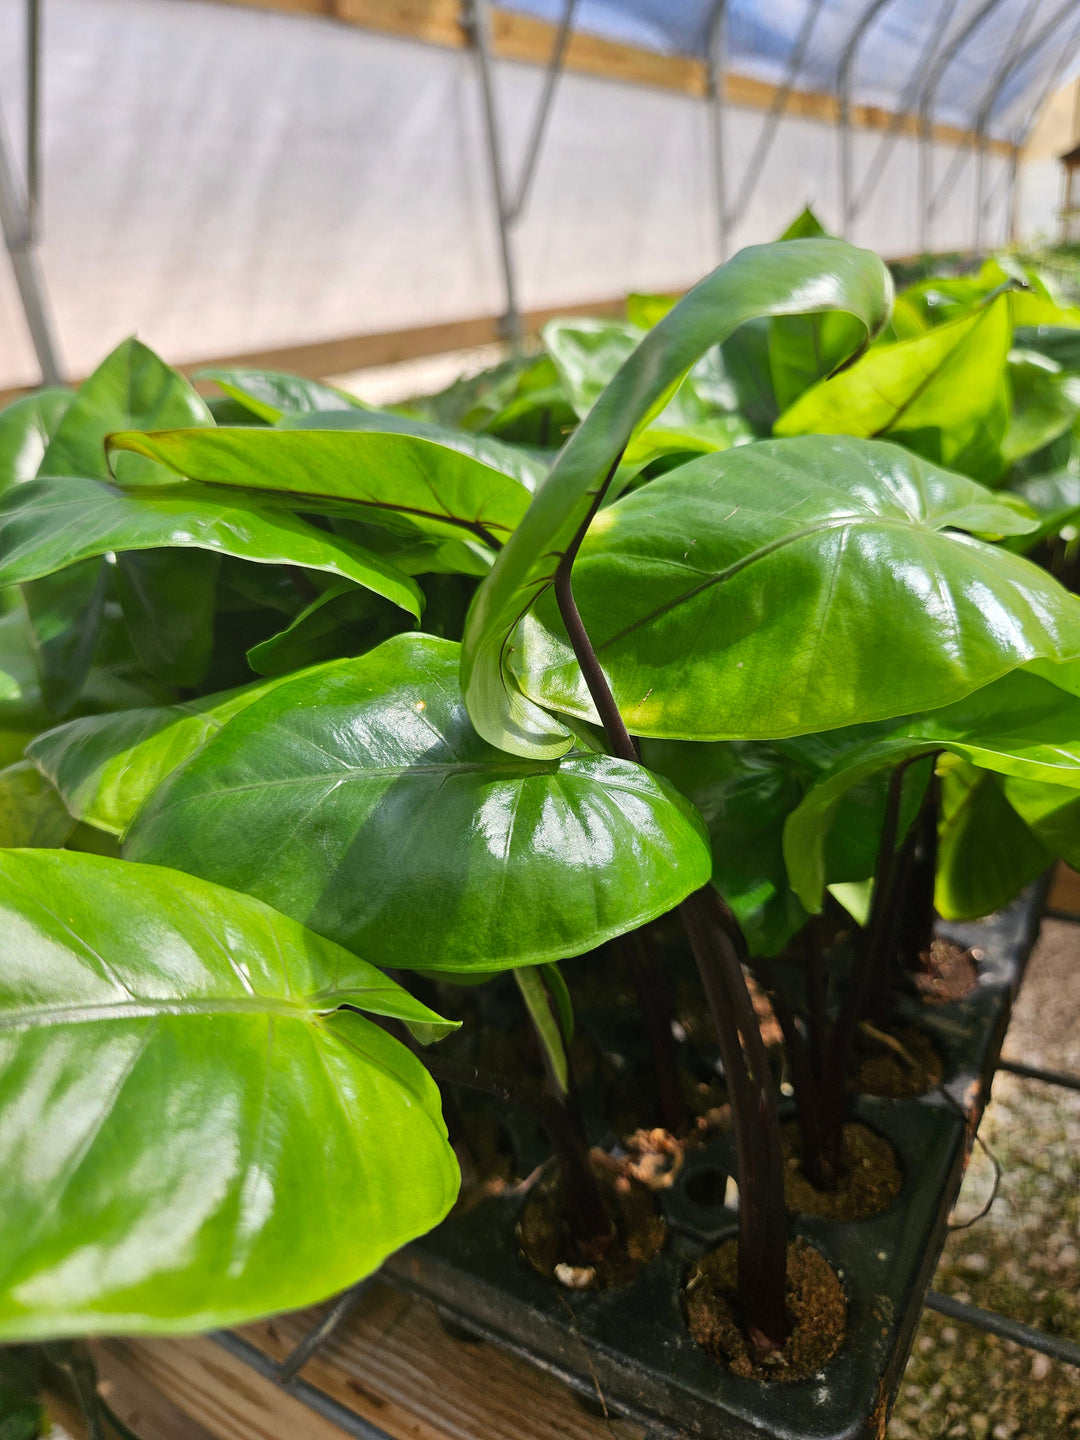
[2,232,1080,1438]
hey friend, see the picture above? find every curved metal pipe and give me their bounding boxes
[836,0,900,238]
[849,0,961,225]
[917,0,1012,252]
[705,0,729,260]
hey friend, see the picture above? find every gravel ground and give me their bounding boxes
[889,918,1080,1438]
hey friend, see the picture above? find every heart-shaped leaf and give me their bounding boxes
[27,671,311,836]
[106,429,535,549]
[278,408,549,493]
[44,338,212,483]
[512,437,1057,743]
[198,368,363,424]
[935,761,1051,920]
[0,390,73,493]
[20,339,215,711]
[782,667,1080,911]
[775,297,1011,482]
[0,478,422,620]
[0,762,74,847]
[0,848,458,1341]
[1003,351,1080,466]
[124,634,712,972]
[460,239,893,758]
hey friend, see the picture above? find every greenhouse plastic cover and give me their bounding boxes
[504,0,1080,141]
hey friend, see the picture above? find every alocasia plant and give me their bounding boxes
[5,227,1080,1417]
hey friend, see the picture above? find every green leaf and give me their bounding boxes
[512,436,1056,743]
[21,560,109,718]
[1000,772,1080,870]
[461,239,893,759]
[42,338,212,482]
[245,582,408,677]
[0,607,49,741]
[768,309,867,414]
[778,207,827,241]
[514,968,568,1094]
[641,738,807,956]
[27,673,303,835]
[0,848,458,1341]
[1003,351,1080,466]
[1013,325,1080,369]
[0,478,422,620]
[782,667,1080,911]
[775,296,1012,481]
[934,760,1051,920]
[115,548,221,688]
[1011,469,1080,548]
[198,368,363,424]
[0,390,72,493]
[0,762,74,847]
[278,407,549,492]
[124,634,712,972]
[543,318,642,420]
[19,340,215,713]
[106,429,535,549]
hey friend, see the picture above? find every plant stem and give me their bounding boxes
[619,930,688,1134]
[679,888,792,1352]
[552,497,791,1354]
[552,463,638,766]
[898,764,940,969]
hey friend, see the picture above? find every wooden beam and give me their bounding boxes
[0,295,628,406]
[175,0,1015,156]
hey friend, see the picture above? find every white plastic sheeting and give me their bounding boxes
[0,0,1046,390]
[506,0,1080,141]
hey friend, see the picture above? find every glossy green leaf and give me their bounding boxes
[42,338,212,482]
[279,406,549,492]
[775,297,1011,481]
[21,560,109,718]
[0,607,49,742]
[1003,351,1080,465]
[107,429,535,550]
[0,478,422,620]
[512,436,1058,744]
[1011,470,1080,548]
[768,309,867,414]
[543,318,642,420]
[1013,325,1080,370]
[934,760,1051,920]
[124,634,712,972]
[461,239,893,759]
[18,341,215,712]
[410,351,573,447]
[245,582,408,677]
[782,667,1080,911]
[27,673,302,835]
[1000,772,1080,870]
[115,548,220,688]
[0,762,74,847]
[198,368,363,424]
[641,737,807,956]
[0,390,72,492]
[0,848,458,1340]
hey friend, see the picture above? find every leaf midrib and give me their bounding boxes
[1,994,320,1031]
[595,512,958,653]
